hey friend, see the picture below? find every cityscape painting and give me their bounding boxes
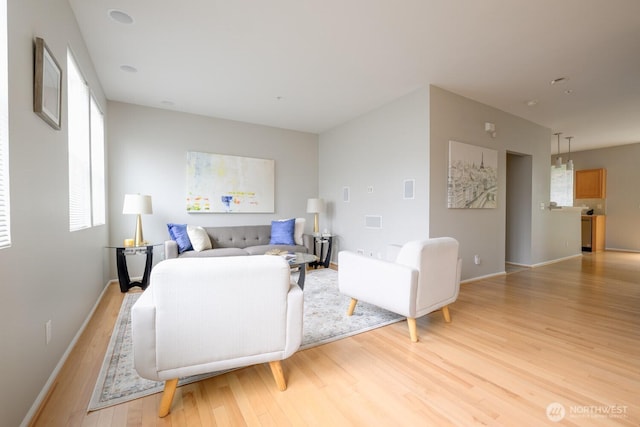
[447,141,497,209]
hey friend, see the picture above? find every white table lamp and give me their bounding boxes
[306,198,325,235]
[122,194,153,246]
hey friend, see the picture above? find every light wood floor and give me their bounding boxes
[31,252,639,426]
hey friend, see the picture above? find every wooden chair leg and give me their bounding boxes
[407,317,418,342]
[269,360,287,391]
[158,378,178,417]
[442,305,451,323]
[347,298,358,316]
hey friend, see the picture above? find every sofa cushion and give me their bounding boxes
[167,223,193,253]
[208,225,271,249]
[187,225,212,251]
[270,219,295,245]
[245,244,308,256]
[178,247,249,257]
[294,218,305,245]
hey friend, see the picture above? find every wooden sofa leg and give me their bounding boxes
[347,298,358,316]
[442,305,452,323]
[269,360,287,391]
[407,317,418,342]
[159,378,178,417]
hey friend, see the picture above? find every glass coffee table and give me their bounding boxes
[286,252,319,290]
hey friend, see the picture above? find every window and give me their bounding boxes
[550,165,573,207]
[67,50,105,231]
[0,0,9,249]
[90,97,105,225]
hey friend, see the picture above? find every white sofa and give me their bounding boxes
[338,238,461,342]
[131,255,303,417]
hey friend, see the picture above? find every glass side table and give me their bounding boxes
[106,244,161,292]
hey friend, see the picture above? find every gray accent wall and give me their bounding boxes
[107,102,319,277]
[0,0,108,425]
[429,86,581,276]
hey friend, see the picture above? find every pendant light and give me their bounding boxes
[565,136,574,171]
[554,132,563,168]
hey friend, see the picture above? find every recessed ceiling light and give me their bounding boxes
[550,77,569,85]
[526,99,538,107]
[108,9,134,24]
[564,89,573,95]
[120,65,138,73]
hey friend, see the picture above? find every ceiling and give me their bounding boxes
[68,0,640,153]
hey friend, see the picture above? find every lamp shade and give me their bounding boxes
[306,198,325,213]
[122,194,153,215]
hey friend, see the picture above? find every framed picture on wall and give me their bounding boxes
[186,151,275,213]
[33,37,62,130]
[447,140,497,208]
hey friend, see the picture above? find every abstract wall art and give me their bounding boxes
[186,151,275,213]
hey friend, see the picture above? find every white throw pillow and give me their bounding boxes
[187,225,212,252]
[276,218,305,245]
[294,218,305,245]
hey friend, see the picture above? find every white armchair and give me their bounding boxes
[131,255,303,417]
[338,238,461,342]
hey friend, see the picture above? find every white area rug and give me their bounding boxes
[88,268,403,411]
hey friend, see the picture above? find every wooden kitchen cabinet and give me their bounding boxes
[575,168,606,199]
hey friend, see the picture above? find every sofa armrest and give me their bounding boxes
[165,240,178,259]
[131,288,159,380]
[284,282,304,357]
[302,234,315,254]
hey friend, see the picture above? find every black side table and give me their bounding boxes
[107,244,160,292]
[310,235,333,269]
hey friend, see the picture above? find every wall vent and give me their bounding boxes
[365,215,382,229]
[403,179,415,199]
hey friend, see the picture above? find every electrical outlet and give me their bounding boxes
[45,320,52,345]
[367,186,374,194]
[474,255,481,265]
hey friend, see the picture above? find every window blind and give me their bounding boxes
[0,0,10,249]
[67,51,91,231]
[90,96,105,226]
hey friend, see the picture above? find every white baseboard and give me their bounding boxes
[605,247,640,253]
[461,271,506,284]
[530,253,582,268]
[20,280,114,427]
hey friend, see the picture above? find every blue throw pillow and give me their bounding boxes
[270,218,295,245]
[167,223,193,253]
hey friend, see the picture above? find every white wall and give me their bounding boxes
[107,102,319,277]
[319,88,430,260]
[0,0,108,425]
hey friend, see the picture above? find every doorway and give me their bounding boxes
[505,152,533,270]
